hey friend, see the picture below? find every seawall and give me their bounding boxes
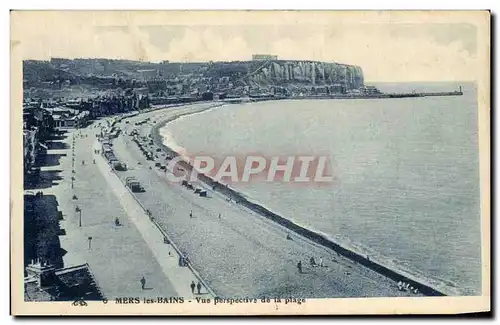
[145,106,449,297]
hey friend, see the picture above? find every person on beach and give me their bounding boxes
[140,276,146,290]
[310,257,316,267]
[197,282,202,295]
[218,213,221,219]
[190,281,196,294]
[319,257,324,267]
[297,261,303,273]
[189,210,193,218]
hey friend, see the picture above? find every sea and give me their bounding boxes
[160,82,481,295]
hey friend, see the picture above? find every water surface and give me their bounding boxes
[162,82,481,295]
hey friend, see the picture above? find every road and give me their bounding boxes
[26,118,194,300]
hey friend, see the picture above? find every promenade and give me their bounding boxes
[26,119,201,300]
[111,104,420,298]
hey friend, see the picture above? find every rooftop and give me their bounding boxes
[24,262,104,302]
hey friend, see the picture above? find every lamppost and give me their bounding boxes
[76,206,82,227]
[88,236,92,250]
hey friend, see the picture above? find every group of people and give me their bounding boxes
[179,255,190,267]
[190,281,203,295]
[74,133,88,139]
[309,256,325,268]
[296,256,326,273]
[398,281,419,294]
[140,278,204,295]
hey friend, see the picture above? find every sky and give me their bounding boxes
[11,11,487,82]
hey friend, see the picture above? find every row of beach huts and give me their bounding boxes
[130,132,208,198]
[99,115,146,193]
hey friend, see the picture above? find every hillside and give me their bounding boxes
[23,58,365,96]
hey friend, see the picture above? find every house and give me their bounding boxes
[24,260,104,301]
[22,106,55,175]
[46,107,90,129]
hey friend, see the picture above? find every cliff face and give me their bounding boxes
[247,60,364,90]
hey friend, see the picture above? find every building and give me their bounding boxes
[23,107,54,142]
[360,85,381,95]
[23,128,39,174]
[252,54,278,61]
[138,69,159,81]
[23,107,55,175]
[65,98,83,109]
[46,107,90,129]
[147,79,167,92]
[133,87,149,96]
[24,260,104,301]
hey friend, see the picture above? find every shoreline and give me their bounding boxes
[145,104,453,297]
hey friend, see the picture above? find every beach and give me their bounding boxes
[108,103,425,298]
[157,88,481,297]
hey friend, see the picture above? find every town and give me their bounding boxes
[23,54,367,180]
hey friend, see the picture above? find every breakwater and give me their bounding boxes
[146,108,449,297]
[275,90,463,101]
[203,90,464,105]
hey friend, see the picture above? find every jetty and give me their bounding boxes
[210,86,464,104]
